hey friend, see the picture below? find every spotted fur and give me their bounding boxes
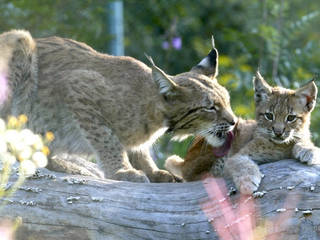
[166,72,320,195]
[226,72,320,194]
[0,30,236,182]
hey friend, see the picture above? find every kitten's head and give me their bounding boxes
[147,38,237,147]
[253,71,317,144]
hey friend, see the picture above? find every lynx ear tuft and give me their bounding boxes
[211,35,215,48]
[144,53,155,66]
[145,54,178,97]
[295,80,318,112]
[191,36,219,78]
[253,71,272,104]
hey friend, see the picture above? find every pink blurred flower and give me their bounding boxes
[0,220,14,240]
[201,176,300,239]
[202,177,255,239]
[0,73,9,105]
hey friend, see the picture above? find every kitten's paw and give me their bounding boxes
[235,174,262,195]
[113,169,150,182]
[225,155,262,195]
[294,145,320,165]
[148,169,175,182]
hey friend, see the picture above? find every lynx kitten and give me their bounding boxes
[166,72,320,194]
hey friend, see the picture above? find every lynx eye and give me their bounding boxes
[264,112,274,121]
[204,105,218,112]
[286,114,296,123]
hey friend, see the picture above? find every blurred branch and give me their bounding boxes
[272,0,284,85]
[258,0,267,69]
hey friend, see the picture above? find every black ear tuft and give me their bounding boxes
[191,37,219,78]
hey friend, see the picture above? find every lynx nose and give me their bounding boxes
[223,109,237,127]
[272,127,284,137]
[228,119,236,126]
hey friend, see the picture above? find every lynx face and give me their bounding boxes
[253,72,317,144]
[149,46,236,147]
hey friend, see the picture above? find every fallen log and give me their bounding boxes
[0,159,319,240]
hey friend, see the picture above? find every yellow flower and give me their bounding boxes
[0,118,6,132]
[32,151,48,168]
[239,64,252,72]
[42,146,50,156]
[0,152,16,165]
[45,131,55,142]
[7,116,18,128]
[18,114,28,124]
[20,129,37,146]
[33,135,44,150]
[4,129,20,145]
[18,146,33,161]
[20,159,36,176]
[219,55,233,67]
[220,73,235,85]
[0,136,7,153]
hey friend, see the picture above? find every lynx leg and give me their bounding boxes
[164,155,184,179]
[64,81,149,182]
[77,119,149,182]
[128,149,174,182]
[224,154,262,195]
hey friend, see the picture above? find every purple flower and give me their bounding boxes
[172,37,182,50]
[162,41,169,50]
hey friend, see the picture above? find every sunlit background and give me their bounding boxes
[1,0,319,167]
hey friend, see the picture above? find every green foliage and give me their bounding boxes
[0,0,319,165]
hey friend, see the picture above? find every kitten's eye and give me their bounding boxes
[264,112,274,121]
[286,114,296,123]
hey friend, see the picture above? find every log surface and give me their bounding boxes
[1,160,320,240]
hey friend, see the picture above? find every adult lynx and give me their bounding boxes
[166,72,320,193]
[0,30,236,182]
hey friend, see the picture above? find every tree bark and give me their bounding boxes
[1,159,320,240]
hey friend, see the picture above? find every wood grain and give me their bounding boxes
[1,160,319,240]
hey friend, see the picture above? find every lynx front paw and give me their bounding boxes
[148,169,175,183]
[234,174,262,195]
[225,155,263,195]
[113,169,150,182]
[293,145,320,165]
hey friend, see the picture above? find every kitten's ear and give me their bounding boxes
[253,71,272,104]
[191,36,218,78]
[145,54,178,96]
[295,80,318,112]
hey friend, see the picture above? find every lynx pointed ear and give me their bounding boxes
[253,71,272,104]
[145,54,178,96]
[211,35,215,48]
[191,36,218,78]
[295,80,318,112]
